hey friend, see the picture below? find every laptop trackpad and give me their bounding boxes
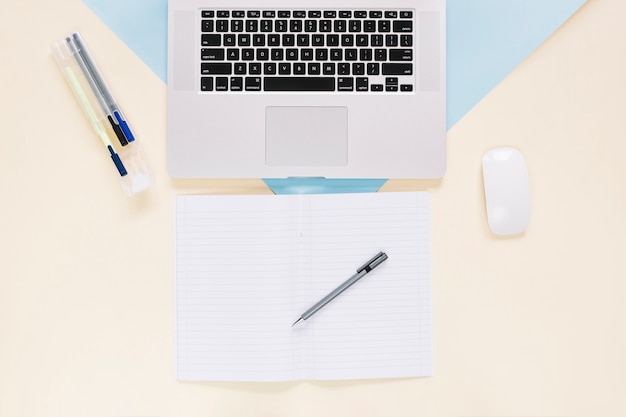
[265,106,348,166]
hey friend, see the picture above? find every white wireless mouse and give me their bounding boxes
[482,147,531,236]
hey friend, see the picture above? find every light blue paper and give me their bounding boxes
[447,0,586,128]
[263,178,388,194]
[81,0,586,194]
[82,0,168,82]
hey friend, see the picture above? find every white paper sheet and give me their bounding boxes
[174,192,432,381]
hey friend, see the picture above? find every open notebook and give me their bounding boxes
[174,191,432,381]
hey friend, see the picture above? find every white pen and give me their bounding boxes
[291,252,388,327]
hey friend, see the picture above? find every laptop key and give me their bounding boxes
[224,34,236,46]
[261,20,273,32]
[246,20,258,32]
[293,63,306,74]
[393,21,413,32]
[216,20,229,32]
[215,77,229,91]
[234,63,246,74]
[305,20,317,32]
[382,63,412,75]
[356,77,368,91]
[338,77,354,91]
[201,48,225,60]
[230,77,243,91]
[201,34,220,46]
[389,49,413,61]
[249,63,262,74]
[268,34,280,46]
[367,63,380,75]
[279,63,291,74]
[238,34,251,46]
[245,77,262,91]
[201,63,232,75]
[201,20,214,32]
[201,77,214,91]
[401,35,413,47]
[231,20,244,32]
[264,63,277,75]
[386,77,399,92]
[364,20,376,32]
[352,63,365,75]
[386,34,398,47]
[264,77,335,91]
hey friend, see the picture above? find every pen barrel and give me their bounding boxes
[70,33,117,109]
[299,252,388,322]
[301,269,367,320]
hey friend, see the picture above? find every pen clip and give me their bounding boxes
[356,252,388,273]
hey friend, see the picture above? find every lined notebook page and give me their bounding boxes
[174,192,432,381]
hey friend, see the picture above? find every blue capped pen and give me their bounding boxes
[68,32,136,147]
[52,33,153,196]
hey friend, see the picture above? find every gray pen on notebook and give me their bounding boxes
[291,252,388,327]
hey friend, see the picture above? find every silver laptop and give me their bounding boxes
[167,0,446,178]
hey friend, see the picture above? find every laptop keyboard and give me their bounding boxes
[200,9,415,93]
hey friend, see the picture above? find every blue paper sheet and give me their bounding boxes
[82,0,586,194]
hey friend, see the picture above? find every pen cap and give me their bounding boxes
[118,142,152,197]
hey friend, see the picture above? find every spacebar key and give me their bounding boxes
[264,77,335,91]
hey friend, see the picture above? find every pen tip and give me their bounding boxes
[291,318,303,327]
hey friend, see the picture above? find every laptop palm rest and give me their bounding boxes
[265,106,348,166]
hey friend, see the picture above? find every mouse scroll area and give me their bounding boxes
[482,147,531,236]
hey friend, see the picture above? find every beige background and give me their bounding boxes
[1,0,625,416]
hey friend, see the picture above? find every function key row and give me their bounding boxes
[202,19,413,34]
[201,10,413,19]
